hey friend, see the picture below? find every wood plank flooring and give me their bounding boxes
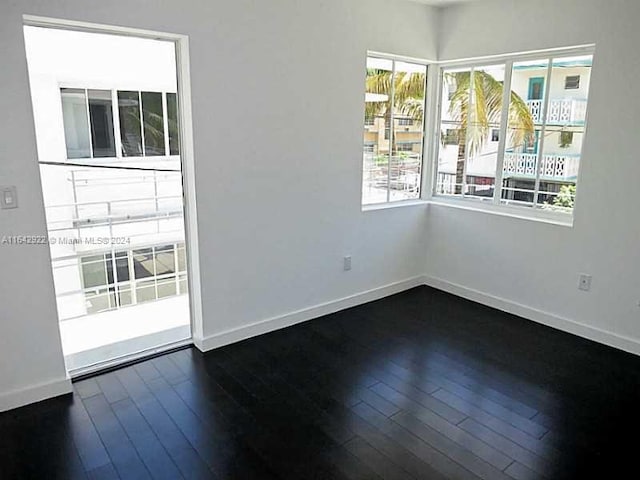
[2,286,640,479]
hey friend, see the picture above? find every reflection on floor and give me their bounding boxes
[2,286,639,479]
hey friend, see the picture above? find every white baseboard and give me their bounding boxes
[194,276,425,352]
[422,275,640,357]
[0,376,72,413]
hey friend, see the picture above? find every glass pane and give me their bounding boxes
[362,57,392,205]
[133,248,154,279]
[166,92,180,155]
[85,287,111,314]
[105,253,114,285]
[117,285,132,307]
[118,91,143,156]
[81,255,107,288]
[157,276,177,298]
[178,273,188,295]
[136,279,156,304]
[115,251,130,282]
[501,59,548,206]
[535,55,591,211]
[437,67,470,195]
[88,90,116,157]
[154,245,175,275]
[142,92,165,156]
[464,64,506,199]
[390,61,426,201]
[177,245,186,272]
[61,88,91,159]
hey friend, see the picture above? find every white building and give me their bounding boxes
[437,56,592,206]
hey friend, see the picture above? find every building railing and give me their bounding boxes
[526,98,587,125]
[503,152,580,180]
[363,154,422,192]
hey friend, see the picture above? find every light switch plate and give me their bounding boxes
[0,186,18,209]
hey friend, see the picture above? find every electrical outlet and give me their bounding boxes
[0,186,18,209]
[578,274,592,291]
[343,255,352,271]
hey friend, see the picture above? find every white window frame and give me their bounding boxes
[424,45,595,225]
[58,85,180,162]
[361,52,433,209]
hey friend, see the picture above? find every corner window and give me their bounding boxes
[362,56,427,205]
[434,51,593,215]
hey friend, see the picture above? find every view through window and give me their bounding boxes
[362,56,427,205]
[435,52,593,213]
[24,25,191,373]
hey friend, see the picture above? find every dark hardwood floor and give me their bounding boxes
[2,286,640,479]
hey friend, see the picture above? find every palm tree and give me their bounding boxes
[447,70,534,194]
[365,68,426,127]
[365,68,534,195]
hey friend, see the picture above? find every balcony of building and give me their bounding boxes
[503,152,580,181]
[526,98,588,125]
[42,167,190,373]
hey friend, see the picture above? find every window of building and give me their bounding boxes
[434,50,593,215]
[364,116,375,126]
[61,88,179,159]
[61,89,91,159]
[362,55,427,205]
[80,243,188,314]
[396,143,415,152]
[443,129,461,146]
[559,130,574,148]
[565,75,580,89]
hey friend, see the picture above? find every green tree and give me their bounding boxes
[447,70,534,194]
[552,184,576,209]
[364,67,535,196]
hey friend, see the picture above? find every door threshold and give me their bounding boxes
[69,338,193,381]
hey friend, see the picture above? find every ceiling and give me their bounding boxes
[409,0,479,6]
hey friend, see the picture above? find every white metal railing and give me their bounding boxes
[503,153,580,180]
[363,154,421,191]
[526,99,587,124]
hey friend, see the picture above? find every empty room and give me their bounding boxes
[0,0,638,479]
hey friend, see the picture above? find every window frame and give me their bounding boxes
[564,75,581,90]
[58,83,180,162]
[79,242,189,315]
[425,45,595,224]
[361,52,432,208]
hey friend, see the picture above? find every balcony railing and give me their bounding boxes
[363,154,421,191]
[503,153,580,180]
[526,98,587,125]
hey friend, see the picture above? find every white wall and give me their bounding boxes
[0,0,437,410]
[428,0,640,352]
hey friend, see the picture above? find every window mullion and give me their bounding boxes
[533,59,554,206]
[493,60,513,204]
[84,89,94,159]
[431,67,445,196]
[138,91,146,157]
[112,90,123,158]
[461,68,474,197]
[162,92,170,157]
[387,60,396,203]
